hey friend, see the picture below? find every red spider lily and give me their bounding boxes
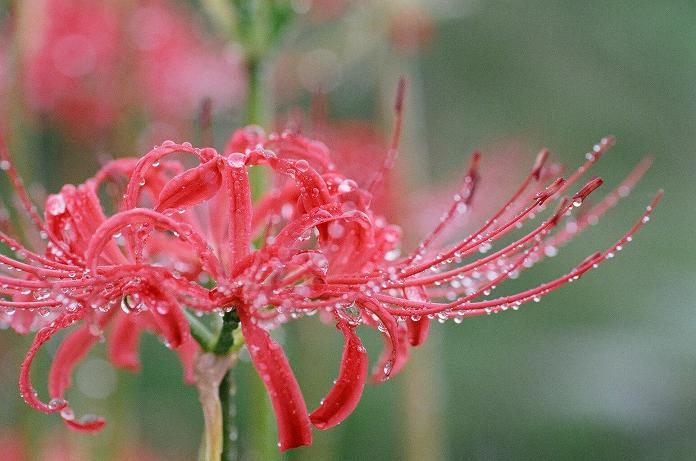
[16,0,243,142]
[0,106,660,450]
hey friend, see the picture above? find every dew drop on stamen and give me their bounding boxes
[48,398,67,410]
[60,407,75,420]
[46,195,66,216]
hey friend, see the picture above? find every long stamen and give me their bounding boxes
[368,77,407,196]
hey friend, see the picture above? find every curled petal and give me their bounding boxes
[123,143,215,211]
[63,415,106,432]
[155,158,222,212]
[310,322,368,430]
[238,309,312,451]
[20,314,80,413]
[268,157,332,211]
[85,208,222,279]
[360,298,401,383]
[19,314,106,432]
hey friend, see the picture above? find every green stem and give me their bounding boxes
[219,370,236,461]
[214,312,240,461]
[196,352,238,461]
[245,57,263,125]
[214,311,240,355]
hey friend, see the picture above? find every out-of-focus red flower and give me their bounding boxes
[306,0,355,21]
[18,0,244,142]
[0,117,659,450]
[127,0,244,125]
[22,0,122,137]
[388,4,434,52]
[312,120,400,220]
[0,431,26,461]
[0,428,187,461]
[0,32,10,102]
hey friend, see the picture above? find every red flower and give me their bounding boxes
[0,119,660,450]
[17,0,243,142]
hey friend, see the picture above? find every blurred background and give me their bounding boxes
[0,0,693,460]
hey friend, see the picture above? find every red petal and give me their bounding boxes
[310,322,367,430]
[225,163,252,265]
[63,415,106,432]
[238,309,312,451]
[155,158,222,212]
[145,289,190,349]
[19,313,79,413]
[360,298,402,383]
[108,314,142,371]
[404,287,430,346]
[224,125,266,154]
[48,325,99,398]
[175,337,198,384]
[406,317,430,347]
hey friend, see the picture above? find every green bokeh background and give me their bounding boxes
[1,1,694,460]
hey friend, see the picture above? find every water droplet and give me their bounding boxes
[327,221,345,239]
[120,296,133,314]
[295,159,309,172]
[228,153,246,168]
[48,398,67,410]
[46,194,66,216]
[60,407,75,420]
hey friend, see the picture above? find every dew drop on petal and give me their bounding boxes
[295,159,309,172]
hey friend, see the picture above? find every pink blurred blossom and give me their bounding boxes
[19,0,244,142]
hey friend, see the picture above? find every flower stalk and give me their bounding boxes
[195,351,239,461]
